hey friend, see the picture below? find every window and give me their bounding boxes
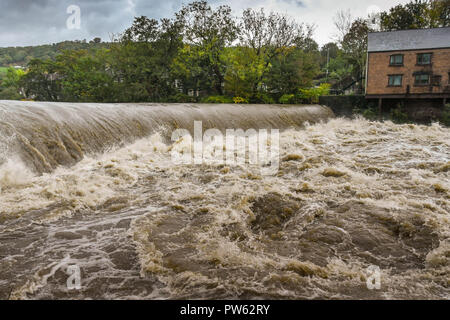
[388,75,403,86]
[417,53,432,65]
[390,54,403,65]
[415,73,430,85]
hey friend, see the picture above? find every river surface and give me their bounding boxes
[0,102,448,299]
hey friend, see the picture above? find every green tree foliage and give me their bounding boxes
[239,8,315,98]
[0,40,108,67]
[223,46,266,99]
[176,1,238,95]
[299,83,331,104]
[320,42,339,67]
[0,54,13,66]
[22,50,116,102]
[55,49,116,102]
[20,59,61,101]
[201,95,233,103]
[11,0,443,104]
[380,0,450,30]
[341,19,372,91]
[265,48,319,96]
[0,67,25,99]
[390,103,409,123]
[110,16,184,101]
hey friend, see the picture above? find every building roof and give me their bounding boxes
[368,27,450,52]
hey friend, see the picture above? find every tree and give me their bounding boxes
[223,46,266,99]
[265,49,319,96]
[429,0,450,27]
[21,59,61,101]
[13,50,27,63]
[0,54,12,66]
[342,18,372,91]
[54,49,116,102]
[333,9,353,47]
[176,1,238,95]
[110,15,184,101]
[380,0,449,31]
[0,67,25,100]
[320,42,339,68]
[326,54,354,89]
[239,8,313,97]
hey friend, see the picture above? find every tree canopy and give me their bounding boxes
[1,0,446,103]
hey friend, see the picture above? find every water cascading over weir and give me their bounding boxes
[0,101,334,174]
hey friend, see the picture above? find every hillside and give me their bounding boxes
[0,39,109,67]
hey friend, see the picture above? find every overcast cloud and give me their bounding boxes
[0,0,411,47]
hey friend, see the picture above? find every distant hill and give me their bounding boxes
[0,39,109,67]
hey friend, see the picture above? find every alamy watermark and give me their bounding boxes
[66,264,81,290]
[171,121,280,175]
[366,265,381,290]
[66,5,81,30]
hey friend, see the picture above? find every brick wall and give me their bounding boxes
[366,48,450,95]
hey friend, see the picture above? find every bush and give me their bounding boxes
[440,104,450,126]
[390,103,408,123]
[233,96,248,104]
[299,83,331,104]
[167,93,197,103]
[201,95,233,103]
[0,86,22,100]
[251,93,275,104]
[279,94,295,104]
[362,107,378,120]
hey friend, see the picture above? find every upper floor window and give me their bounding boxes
[417,53,432,65]
[388,74,403,86]
[414,73,430,85]
[390,54,403,66]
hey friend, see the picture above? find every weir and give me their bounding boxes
[0,101,334,173]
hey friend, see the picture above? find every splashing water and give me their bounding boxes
[0,103,448,299]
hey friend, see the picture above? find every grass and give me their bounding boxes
[0,67,8,76]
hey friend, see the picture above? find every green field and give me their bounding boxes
[0,67,8,75]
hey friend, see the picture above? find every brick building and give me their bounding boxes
[366,27,450,110]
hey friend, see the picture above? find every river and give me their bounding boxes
[0,101,448,299]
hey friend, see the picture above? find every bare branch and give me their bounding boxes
[332,9,353,46]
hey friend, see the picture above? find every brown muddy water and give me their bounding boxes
[0,101,448,300]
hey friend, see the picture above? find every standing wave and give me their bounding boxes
[0,101,334,174]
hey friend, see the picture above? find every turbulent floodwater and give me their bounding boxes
[0,102,449,300]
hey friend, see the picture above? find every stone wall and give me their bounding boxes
[319,95,370,116]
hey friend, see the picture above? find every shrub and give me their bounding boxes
[233,96,248,104]
[299,83,331,104]
[201,95,233,103]
[440,104,450,126]
[251,93,275,104]
[362,107,378,120]
[279,94,295,104]
[0,86,22,100]
[167,93,197,103]
[390,103,408,123]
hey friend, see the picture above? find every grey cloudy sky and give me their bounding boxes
[0,0,410,47]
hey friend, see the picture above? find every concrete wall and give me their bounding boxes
[319,94,448,124]
[319,95,369,116]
